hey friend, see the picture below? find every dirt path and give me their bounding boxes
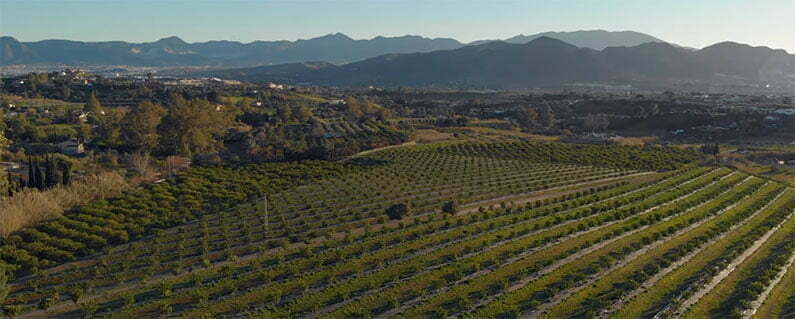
[671,203,795,318]
[344,141,418,159]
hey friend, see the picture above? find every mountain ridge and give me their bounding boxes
[206,37,795,89]
[1,30,673,67]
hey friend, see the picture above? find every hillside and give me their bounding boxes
[209,37,795,88]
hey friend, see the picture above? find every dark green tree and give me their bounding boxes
[121,101,166,151]
[84,91,102,113]
[27,157,35,189]
[442,200,458,214]
[44,156,58,188]
[60,160,72,185]
[34,161,45,190]
[386,203,410,220]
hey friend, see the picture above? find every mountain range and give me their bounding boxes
[207,37,795,89]
[1,30,670,67]
[470,30,666,50]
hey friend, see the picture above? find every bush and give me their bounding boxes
[386,203,410,220]
[442,200,458,214]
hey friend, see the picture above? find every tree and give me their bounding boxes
[515,107,539,130]
[276,105,294,123]
[44,156,58,188]
[121,101,166,151]
[0,130,8,154]
[158,96,234,156]
[59,162,72,186]
[34,161,45,190]
[60,85,72,101]
[538,105,556,129]
[386,203,410,220]
[93,109,124,148]
[701,143,720,166]
[442,200,458,214]
[584,114,609,133]
[27,157,35,189]
[84,91,102,114]
[295,104,313,122]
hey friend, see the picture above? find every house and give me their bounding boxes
[58,139,85,156]
[267,82,284,90]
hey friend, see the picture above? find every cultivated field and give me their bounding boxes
[1,142,792,319]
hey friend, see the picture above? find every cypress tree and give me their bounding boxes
[60,160,72,186]
[35,161,45,190]
[6,172,13,197]
[27,157,35,189]
[44,155,58,188]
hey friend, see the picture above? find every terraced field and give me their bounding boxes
[2,142,792,319]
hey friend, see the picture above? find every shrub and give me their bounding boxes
[442,200,458,214]
[386,203,410,220]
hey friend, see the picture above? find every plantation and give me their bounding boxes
[1,141,792,319]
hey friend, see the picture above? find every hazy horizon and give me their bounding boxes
[2,0,794,52]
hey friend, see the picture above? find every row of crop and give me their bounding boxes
[101,176,653,318]
[0,161,359,276]
[547,180,784,319]
[123,170,708,318]
[435,141,701,171]
[690,189,795,319]
[284,169,729,318]
[409,171,747,319]
[7,174,642,315]
[614,187,795,318]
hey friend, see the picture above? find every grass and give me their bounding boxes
[1,94,84,110]
[0,172,130,237]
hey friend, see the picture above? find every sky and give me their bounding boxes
[2,0,795,52]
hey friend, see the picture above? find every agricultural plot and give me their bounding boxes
[6,142,787,319]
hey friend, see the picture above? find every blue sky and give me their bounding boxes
[2,0,794,52]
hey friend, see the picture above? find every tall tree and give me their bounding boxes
[701,143,720,166]
[84,91,102,114]
[59,160,72,186]
[294,104,313,122]
[158,97,234,156]
[44,156,58,188]
[121,101,166,151]
[34,161,45,190]
[515,106,539,130]
[539,105,556,129]
[27,157,35,189]
[93,109,124,148]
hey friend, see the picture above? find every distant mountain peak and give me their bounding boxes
[153,36,188,47]
[491,30,668,50]
[317,33,353,41]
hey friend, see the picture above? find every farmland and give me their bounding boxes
[1,141,793,319]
